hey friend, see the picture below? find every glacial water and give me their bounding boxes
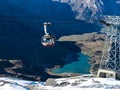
[52,53,91,74]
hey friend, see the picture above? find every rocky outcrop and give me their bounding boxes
[45,78,57,86]
[58,32,106,73]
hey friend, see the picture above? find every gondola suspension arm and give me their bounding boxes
[44,22,51,35]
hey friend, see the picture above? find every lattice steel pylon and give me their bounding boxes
[97,15,120,78]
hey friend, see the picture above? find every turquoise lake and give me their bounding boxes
[52,53,91,74]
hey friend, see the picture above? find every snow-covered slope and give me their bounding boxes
[52,0,103,21]
[0,75,120,90]
[0,77,44,90]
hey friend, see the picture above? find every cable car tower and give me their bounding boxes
[41,22,55,46]
[97,15,120,79]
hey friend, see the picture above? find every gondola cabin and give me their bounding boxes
[41,34,55,46]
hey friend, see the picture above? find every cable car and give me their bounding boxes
[41,22,55,46]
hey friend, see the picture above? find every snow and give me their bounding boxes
[0,77,40,86]
[0,75,119,90]
[44,75,120,90]
[0,84,27,90]
[0,77,44,90]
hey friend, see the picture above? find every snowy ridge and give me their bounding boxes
[0,74,120,90]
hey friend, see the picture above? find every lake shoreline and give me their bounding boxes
[58,32,105,74]
[51,53,91,74]
[46,67,83,77]
[46,53,90,78]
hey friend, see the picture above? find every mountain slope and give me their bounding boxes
[53,0,103,21]
[53,0,120,21]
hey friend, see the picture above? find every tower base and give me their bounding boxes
[97,69,116,79]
